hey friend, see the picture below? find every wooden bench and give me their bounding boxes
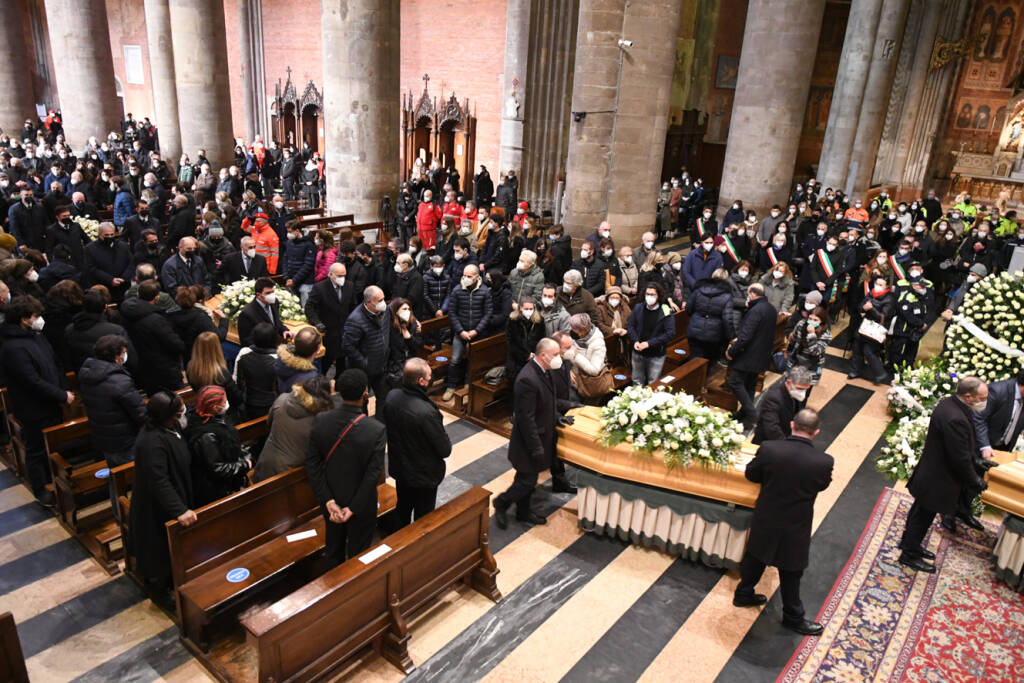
[170,464,397,653]
[240,486,499,681]
[653,357,710,398]
[466,333,510,420]
[0,612,29,683]
[111,461,137,582]
[0,388,25,480]
[417,314,452,382]
[296,213,355,231]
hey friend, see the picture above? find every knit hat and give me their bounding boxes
[195,385,227,423]
[604,285,622,299]
[805,291,823,305]
[970,263,988,277]
[0,234,16,252]
[208,224,224,238]
[713,235,725,247]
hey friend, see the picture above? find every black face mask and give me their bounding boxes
[138,209,149,216]
[146,243,159,252]
[102,236,115,245]
[183,250,196,259]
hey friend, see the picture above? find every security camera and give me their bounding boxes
[617,39,634,48]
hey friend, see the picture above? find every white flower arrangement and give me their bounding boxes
[945,271,1024,383]
[876,414,930,481]
[218,279,306,323]
[598,384,745,470]
[72,216,100,241]
[886,356,957,421]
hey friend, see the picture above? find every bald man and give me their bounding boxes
[161,235,211,291]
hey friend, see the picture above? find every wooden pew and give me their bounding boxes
[465,333,510,420]
[111,461,137,582]
[603,332,632,392]
[170,458,397,652]
[297,213,355,231]
[0,612,29,683]
[416,314,452,380]
[0,388,25,480]
[240,486,499,681]
[653,358,710,398]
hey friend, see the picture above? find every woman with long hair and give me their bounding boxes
[385,298,423,389]
[187,331,243,414]
[313,230,338,282]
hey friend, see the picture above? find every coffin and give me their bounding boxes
[983,450,1024,517]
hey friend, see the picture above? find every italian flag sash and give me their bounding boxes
[696,217,707,238]
[766,247,779,266]
[722,234,739,262]
[815,249,834,279]
[889,255,906,281]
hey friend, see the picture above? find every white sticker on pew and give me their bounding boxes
[358,544,391,565]
[286,529,317,543]
[660,375,675,384]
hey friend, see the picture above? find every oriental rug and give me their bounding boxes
[779,488,1024,682]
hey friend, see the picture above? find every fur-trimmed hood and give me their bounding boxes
[276,343,314,371]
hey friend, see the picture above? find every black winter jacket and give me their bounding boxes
[283,235,316,286]
[120,297,185,394]
[342,304,391,376]
[0,323,67,424]
[78,357,146,454]
[382,385,451,488]
[685,279,736,342]
[235,346,278,418]
[185,411,248,507]
[447,281,493,336]
[65,310,135,372]
[727,297,778,373]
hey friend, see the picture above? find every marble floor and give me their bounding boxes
[0,319,966,683]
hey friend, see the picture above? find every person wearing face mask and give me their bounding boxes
[787,307,831,396]
[667,178,683,237]
[797,222,830,293]
[304,263,355,378]
[682,268,735,364]
[129,391,198,605]
[847,276,895,384]
[751,366,814,445]
[538,283,571,336]
[888,276,932,372]
[722,200,745,232]
[420,255,451,320]
[757,204,786,246]
[396,182,419,247]
[613,245,639,298]
[657,183,673,238]
[626,283,675,385]
[184,384,251,507]
[559,269,599,325]
[760,229,794,274]
[957,220,996,275]
[946,209,966,236]
[757,261,795,314]
[897,377,990,573]
[509,248,546,304]
[507,296,547,394]
[570,240,605,297]
[9,188,50,251]
[161,236,212,293]
[952,194,978,221]
[281,221,317,306]
[595,284,630,351]
[82,221,133,301]
[633,231,659,267]
[416,188,444,249]
[248,210,281,275]
[438,267,492,402]
[682,234,722,293]
[0,295,76,507]
[442,236,477,283]
[999,220,1024,270]
[690,207,718,246]
[494,337,578,529]
[122,197,160,249]
[725,283,779,428]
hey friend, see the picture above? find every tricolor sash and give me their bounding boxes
[889,255,906,281]
[722,234,739,262]
[815,249,834,279]
[696,218,707,238]
[766,247,779,266]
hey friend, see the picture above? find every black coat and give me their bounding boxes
[507,312,546,367]
[45,221,89,266]
[8,200,49,250]
[972,378,1024,451]
[166,207,196,249]
[161,253,211,292]
[282,235,316,286]
[908,397,986,514]
[342,304,391,375]
[219,251,269,285]
[236,346,278,418]
[237,298,286,348]
[133,241,170,274]
[83,238,133,292]
[122,213,160,249]
[752,380,800,445]
[386,322,422,381]
[382,385,451,488]
[392,268,428,320]
[305,277,355,363]
[120,297,185,395]
[64,310,135,372]
[168,306,228,362]
[185,412,248,507]
[685,279,735,342]
[446,282,493,336]
[727,297,777,373]
[305,403,385,513]
[508,360,560,474]
[0,323,67,424]
[128,425,193,586]
[744,435,833,570]
[78,357,146,454]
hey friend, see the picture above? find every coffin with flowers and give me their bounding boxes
[208,281,309,346]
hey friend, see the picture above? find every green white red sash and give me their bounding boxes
[696,218,707,238]
[722,234,739,262]
[815,249,834,278]
[889,255,906,281]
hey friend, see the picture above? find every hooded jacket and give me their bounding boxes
[273,343,318,394]
[65,310,135,372]
[78,357,146,454]
[120,296,185,394]
[255,384,329,482]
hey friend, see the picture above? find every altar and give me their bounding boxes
[557,406,760,570]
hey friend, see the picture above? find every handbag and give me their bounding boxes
[576,366,615,399]
[771,350,789,373]
[858,318,887,344]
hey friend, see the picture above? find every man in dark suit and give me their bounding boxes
[899,377,989,573]
[237,277,289,347]
[304,369,385,568]
[726,283,778,429]
[83,222,133,301]
[305,262,355,376]
[219,235,269,286]
[494,338,569,528]
[733,408,833,636]
[160,236,211,292]
[752,366,812,445]
[122,198,160,249]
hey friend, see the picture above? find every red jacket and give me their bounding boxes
[442,201,464,223]
[417,202,443,249]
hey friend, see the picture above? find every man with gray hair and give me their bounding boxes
[899,376,990,573]
[559,268,598,324]
[752,366,813,444]
[68,190,99,222]
[509,248,545,303]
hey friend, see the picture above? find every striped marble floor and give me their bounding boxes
[0,364,909,683]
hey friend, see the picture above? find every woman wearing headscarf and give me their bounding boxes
[185,385,250,507]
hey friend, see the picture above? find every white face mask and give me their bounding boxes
[431,267,443,276]
[773,270,784,279]
[738,270,749,279]
[120,350,128,364]
[774,241,786,248]
[394,263,404,274]
[459,227,472,236]
[246,249,256,258]
[262,292,277,305]
[548,354,563,370]
[967,275,979,284]
[970,399,987,413]
[600,230,611,238]
[517,262,527,272]
[398,309,411,322]
[645,294,658,307]
[454,251,465,261]
[826,244,836,252]
[27,270,39,282]
[520,308,534,317]
[408,246,417,255]
[804,301,816,311]
[623,256,632,265]
[817,229,826,237]
[788,387,807,402]
[541,296,555,307]
[701,243,713,252]
[643,240,654,250]
[580,250,591,259]
[876,257,886,265]
[375,300,387,313]
[30,316,45,331]
[602,249,613,258]
[671,262,682,271]
[909,270,922,279]
[221,400,230,415]
[946,234,954,240]
[563,283,574,293]
[462,276,475,289]
[898,249,909,256]
[274,201,284,209]
[332,276,345,287]
[286,233,297,241]
[608,297,620,308]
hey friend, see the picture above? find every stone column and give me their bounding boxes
[816,0,884,191]
[238,0,268,142]
[168,0,235,170]
[498,0,532,179]
[846,0,912,196]
[718,0,827,216]
[562,0,683,245]
[143,0,182,166]
[321,0,400,221]
[0,3,36,135]
[43,0,122,150]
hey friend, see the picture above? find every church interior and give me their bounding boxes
[3,0,1024,682]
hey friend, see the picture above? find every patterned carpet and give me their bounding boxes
[781,489,1024,683]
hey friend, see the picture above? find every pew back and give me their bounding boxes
[0,612,28,683]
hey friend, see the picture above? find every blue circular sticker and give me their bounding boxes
[225,567,250,583]
[614,374,627,381]
[674,348,686,355]
[95,468,110,479]
[436,355,448,362]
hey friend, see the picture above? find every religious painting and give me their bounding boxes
[977,6,997,59]
[992,8,1016,62]
[957,103,974,128]
[715,55,739,89]
[975,105,992,129]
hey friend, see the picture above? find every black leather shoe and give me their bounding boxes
[516,511,548,525]
[899,545,935,561]
[940,516,956,533]
[36,490,54,509]
[494,505,509,530]
[732,593,768,607]
[898,554,936,573]
[957,513,984,531]
[783,618,824,636]
[552,480,578,494]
